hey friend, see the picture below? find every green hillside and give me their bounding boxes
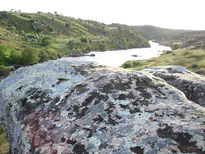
[134,25,205,49]
[122,47,205,75]
[0,11,149,69]
[122,26,205,75]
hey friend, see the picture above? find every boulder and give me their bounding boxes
[142,65,205,107]
[0,60,205,153]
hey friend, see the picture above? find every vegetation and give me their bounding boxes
[0,11,149,55]
[21,47,39,65]
[121,47,205,75]
[123,26,205,75]
[0,65,13,77]
[0,11,150,67]
[0,125,9,154]
[134,25,205,49]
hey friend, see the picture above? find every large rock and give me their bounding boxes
[0,60,205,153]
[142,66,205,107]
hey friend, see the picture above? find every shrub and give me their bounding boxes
[132,61,141,67]
[47,49,58,59]
[9,50,22,65]
[98,44,106,51]
[191,63,198,68]
[80,37,88,44]
[21,47,39,65]
[171,42,182,50]
[0,45,10,65]
[40,36,54,47]
[0,124,9,154]
[0,65,11,77]
[38,49,50,62]
[121,62,132,68]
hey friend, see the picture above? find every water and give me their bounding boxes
[62,41,171,67]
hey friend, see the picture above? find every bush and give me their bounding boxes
[40,36,54,47]
[21,47,39,65]
[121,62,132,68]
[80,37,88,44]
[9,50,22,65]
[132,61,141,67]
[171,42,182,50]
[47,49,58,59]
[191,63,198,68]
[38,49,50,62]
[0,45,10,65]
[0,124,9,154]
[0,65,11,77]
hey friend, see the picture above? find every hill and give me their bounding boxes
[0,11,149,68]
[134,25,205,49]
[122,46,205,75]
[122,26,205,75]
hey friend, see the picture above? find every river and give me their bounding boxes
[62,41,171,67]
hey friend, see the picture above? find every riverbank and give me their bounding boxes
[121,46,205,76]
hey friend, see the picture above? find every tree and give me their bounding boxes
[21,48,39,65]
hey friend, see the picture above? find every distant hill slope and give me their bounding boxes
[134,25,205,49]
[122,26,205,76]
[0,11,150,71]
[0,11,149,51]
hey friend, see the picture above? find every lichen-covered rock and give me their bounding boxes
[0,60,205,153]
[142,65,205,107]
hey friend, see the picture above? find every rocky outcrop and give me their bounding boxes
[142,66,205,107]
[0,60,205,153]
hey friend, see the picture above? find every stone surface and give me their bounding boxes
[0,60,205,153]
[142,65,205,107]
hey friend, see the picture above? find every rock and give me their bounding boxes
[131,55,138,57]
[0,61,205,153]
[65,23,70,28]
[142,65,205,107]
[195,69,205,75]
[69,51,85,57]
[89,54,95,57]
[85,54,95,57]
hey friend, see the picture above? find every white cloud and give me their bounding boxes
[0,0,205,30]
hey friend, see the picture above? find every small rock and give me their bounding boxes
[131,55,138,57]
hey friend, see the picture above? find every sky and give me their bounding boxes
[0,0,205,30]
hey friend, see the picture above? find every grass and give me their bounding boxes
[121,47,205,75]
[0,125,9,154]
